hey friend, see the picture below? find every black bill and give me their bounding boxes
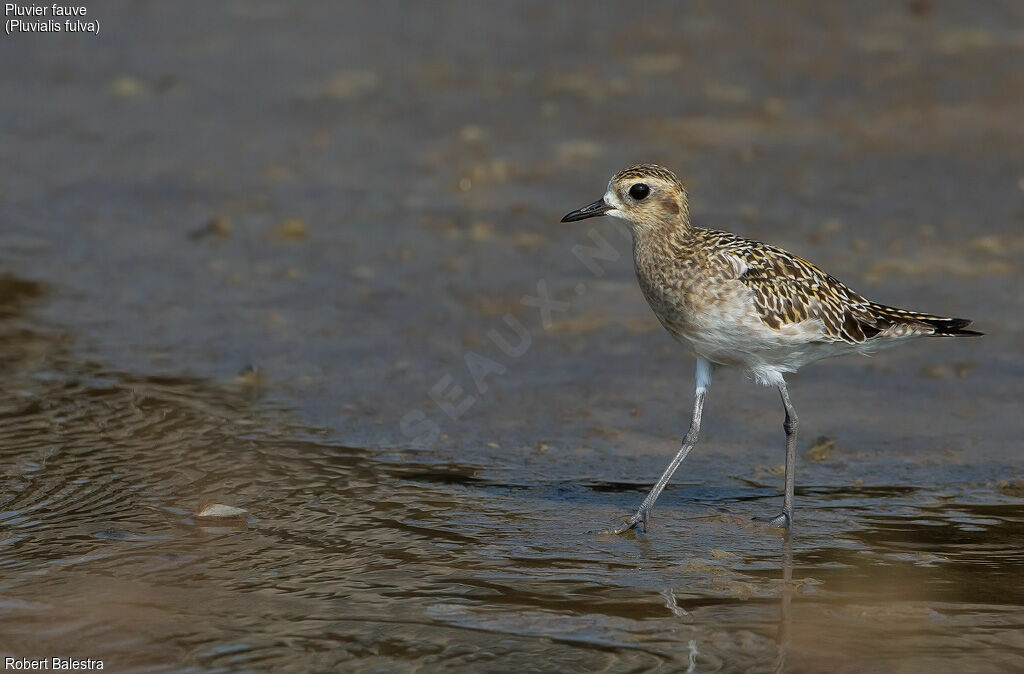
[560,199,612,222]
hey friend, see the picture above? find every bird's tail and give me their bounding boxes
[867,302,983,337]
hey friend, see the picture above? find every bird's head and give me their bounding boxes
[561,164,690,233]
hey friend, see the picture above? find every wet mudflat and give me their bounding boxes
[2,1,1024,671]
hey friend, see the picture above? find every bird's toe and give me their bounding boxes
[764,512,792,529]
[591,510,650,536]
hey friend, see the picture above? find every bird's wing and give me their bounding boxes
[709,233,883,343]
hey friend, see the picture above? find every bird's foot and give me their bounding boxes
[591,508,650,535]
[759,511,792,529]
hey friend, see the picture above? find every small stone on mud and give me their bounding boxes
[996,480,1024,498]
[314,70,379,99]
[459,125,486,143]
[110,75,147,98]
[270,218,308,242]
[190,217,232,240]
[804,436,835,462]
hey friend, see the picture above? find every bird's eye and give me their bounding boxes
[629,183,650,200]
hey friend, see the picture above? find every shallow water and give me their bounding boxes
[2,1,1024,671]
[1,332,1022,672]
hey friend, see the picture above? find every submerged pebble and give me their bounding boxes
[196,502,249,520]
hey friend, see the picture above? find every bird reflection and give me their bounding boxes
[775,532,794,673]
[660,530,795,671]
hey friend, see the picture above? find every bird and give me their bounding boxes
[560,164,981,534]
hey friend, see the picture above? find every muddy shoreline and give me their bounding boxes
[1,2,1022,670]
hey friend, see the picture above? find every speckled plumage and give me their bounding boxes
[603,164,980,386]
[560,163,981,534]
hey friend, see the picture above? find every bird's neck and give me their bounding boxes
[631,214,694,257]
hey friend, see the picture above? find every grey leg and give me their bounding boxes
[767,381,797,529]
[597,358,713,535]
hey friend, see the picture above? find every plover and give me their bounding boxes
[561,164,981,533]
